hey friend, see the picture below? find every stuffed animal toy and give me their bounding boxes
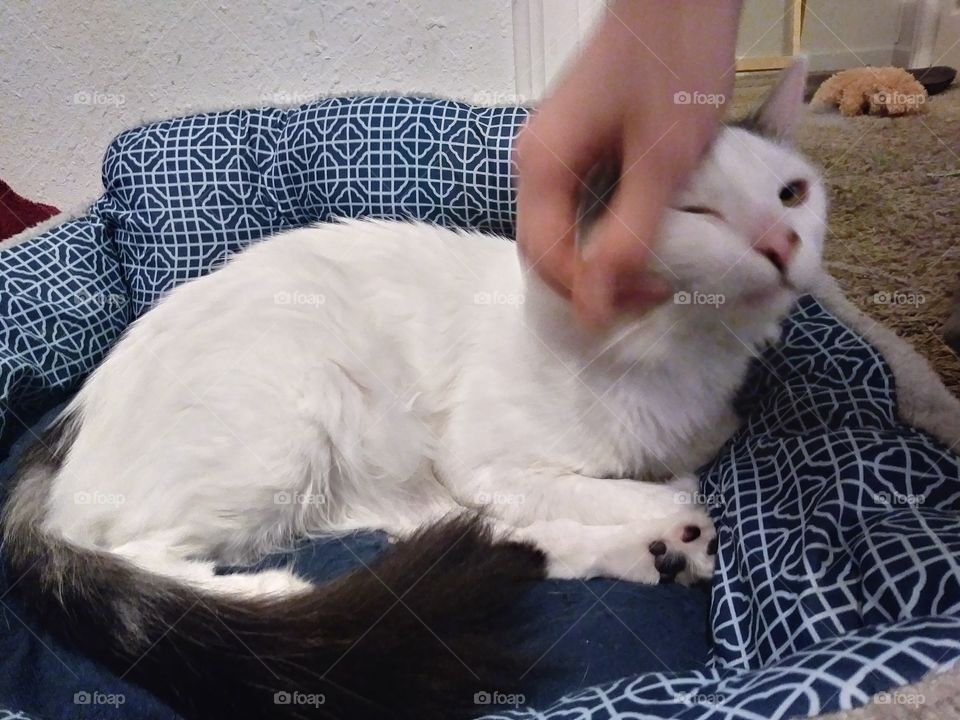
[810,66,928,117]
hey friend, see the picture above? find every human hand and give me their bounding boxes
[514,0,742,329]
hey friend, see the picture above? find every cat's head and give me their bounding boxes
[563,58,828,364]
[530,59,827,364]
[644,58,827,340]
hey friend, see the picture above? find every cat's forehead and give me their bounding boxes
[701,126,814,190]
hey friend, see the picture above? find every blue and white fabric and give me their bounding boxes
[1,96,958,720]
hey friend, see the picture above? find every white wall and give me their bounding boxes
[5,0,935,211]
[801,0,910,69]
[737,0,909,69]
[1,0,516,209]
[930,0,960,68]
[516,0,924,100]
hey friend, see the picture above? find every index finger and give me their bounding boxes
[514,135,582,298]
[573,162,676,326]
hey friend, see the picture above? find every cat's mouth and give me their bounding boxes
[741,279,795,304]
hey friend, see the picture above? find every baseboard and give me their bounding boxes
[803,47,900,71]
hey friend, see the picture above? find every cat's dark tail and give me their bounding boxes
[1,416,546,720]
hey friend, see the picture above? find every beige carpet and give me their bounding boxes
[730,73,960,395]
[728,73,960,720]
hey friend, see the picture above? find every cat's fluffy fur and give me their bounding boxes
[3,61,826,719]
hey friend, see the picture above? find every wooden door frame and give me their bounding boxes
[735,0,805,72]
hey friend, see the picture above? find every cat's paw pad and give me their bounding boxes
[649,539,686,583]
[648,514,717,585]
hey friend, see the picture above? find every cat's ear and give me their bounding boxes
[747,56,808,141]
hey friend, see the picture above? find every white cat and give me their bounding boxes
[3,60,825,719]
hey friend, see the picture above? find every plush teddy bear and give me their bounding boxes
[810,66,928,117]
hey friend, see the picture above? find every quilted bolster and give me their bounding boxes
[99,97,530,316]
[0,97,529,454]
[0,215,130,453]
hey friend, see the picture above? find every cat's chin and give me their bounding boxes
[724,285,797,336]
[739,284,792,304]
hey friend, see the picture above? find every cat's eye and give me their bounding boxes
[779,180,808,207]
[677,205,725,220]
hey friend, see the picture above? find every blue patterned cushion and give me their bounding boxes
[99,97,527,316]
[479,299,960,720]
[0,215,129,453]
[1,96,959,720]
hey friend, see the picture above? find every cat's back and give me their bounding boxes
[135,217,522,352]
[74,218,521,420]
[56,219,520,527]
[243,218,518,300]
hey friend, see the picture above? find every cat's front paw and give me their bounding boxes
[592,507,717,585]
[517,508,718,585]
[647,511,718,585]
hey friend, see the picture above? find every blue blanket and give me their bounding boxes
[1,96,958,719]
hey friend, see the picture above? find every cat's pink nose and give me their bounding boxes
[753,225,799,276]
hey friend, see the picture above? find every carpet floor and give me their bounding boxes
[731,73,960,395]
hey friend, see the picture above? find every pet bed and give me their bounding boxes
[1,96,959,720]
